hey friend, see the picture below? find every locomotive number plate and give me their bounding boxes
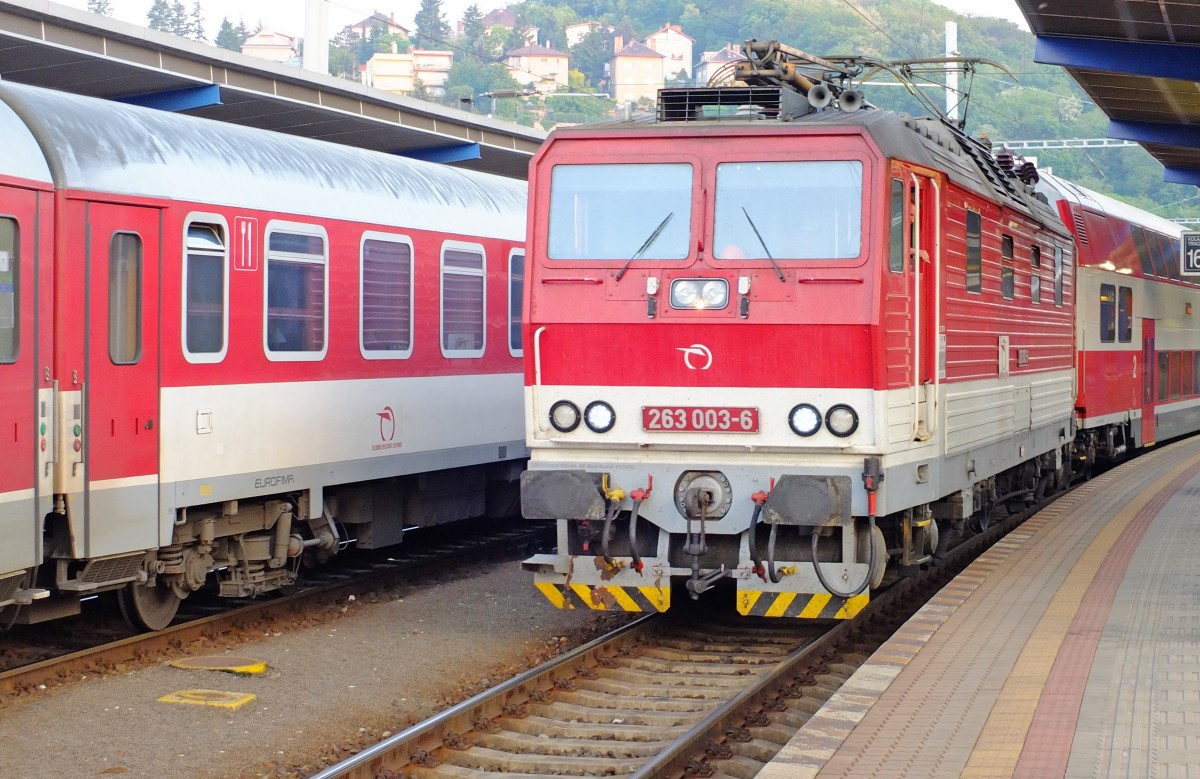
[643,406,759,433]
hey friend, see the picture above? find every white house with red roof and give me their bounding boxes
[644,22,693,81]
[695,43,743,87]
[506,44,570,93]
[608,39,664,104]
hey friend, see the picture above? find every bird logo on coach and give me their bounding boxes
[678,344,713,370]
[373,406,401,451]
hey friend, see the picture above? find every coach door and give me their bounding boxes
[84,203,160,556]
[0,188,49,582]
[1142,319,1156,445]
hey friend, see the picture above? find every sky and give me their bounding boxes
[56,0,1028,43]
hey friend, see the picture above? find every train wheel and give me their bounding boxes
[856,524,888,590]
[117,581,181,631]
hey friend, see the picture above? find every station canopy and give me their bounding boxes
[0,0,542,179]
[1015,0,1200,186]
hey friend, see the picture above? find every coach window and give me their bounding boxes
[1158,352,1170,402]
[441,243,485,358]
[183,220,227,361]
[1129,227,1154,276]
[360,234,413,359]
[1054,245,1065,307]
[0,218,17,363]
[265,224,327,359]
[509,250,524,356]
[1118,286,1132,343]
[1001,235,1014,300]
[1185,351,1194,397]
[1099,284,1116,343]
[889,178,904,272]
[109,233,142,364]
[1149,231,1175,280]
[966,210,982,294]
[1156,232,1181,280]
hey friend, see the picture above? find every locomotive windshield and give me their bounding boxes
[713,161,863,260]
[547,163,692,260]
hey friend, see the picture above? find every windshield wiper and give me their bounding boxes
[616,212,674,281]
[742,206,785,282]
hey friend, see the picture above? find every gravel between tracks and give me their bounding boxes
[0,557,630,778]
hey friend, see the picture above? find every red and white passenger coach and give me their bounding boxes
[521,45,1200,619]
[0,81,527,629]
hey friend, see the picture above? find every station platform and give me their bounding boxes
[760,437,1200,779]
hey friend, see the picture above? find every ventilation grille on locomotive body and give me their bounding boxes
[657,86,810,122]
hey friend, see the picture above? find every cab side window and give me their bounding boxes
[0,217,17,363]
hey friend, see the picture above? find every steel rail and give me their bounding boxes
[312,486,1062,779]
[307,614,659,779]
[0,522,551,697]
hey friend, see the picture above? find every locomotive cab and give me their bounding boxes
[522,74,1077,618]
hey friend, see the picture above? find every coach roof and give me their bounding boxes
[0,96,51,185]
[0,81,525,241]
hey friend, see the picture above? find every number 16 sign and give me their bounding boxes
[1182,231,1200,277]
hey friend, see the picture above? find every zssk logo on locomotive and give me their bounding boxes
[677,343,713,370]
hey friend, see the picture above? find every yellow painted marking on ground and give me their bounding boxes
[571,583,603,609]
[738,590,763,615]
[834,593,869,618]
[158,689,257,710]
[608,585,643,612]
[799,593,832,619]
[765,592,797,618]
[638,586,669,611]
[169,656,267,675]
[961,451,1200,778]
[535,582,566,609]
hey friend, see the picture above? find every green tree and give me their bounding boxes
[170,1,188,35]
[414,0,451,49]
[87,0,112,14]
[460,5,487,57]
[545,75,612,125]
[569,26,613,88]
[147,0,171,31]
[214,17,246,51]
[188,0,205,41]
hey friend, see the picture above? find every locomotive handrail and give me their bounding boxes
[912,172,924,440]
[927,177,942,438]
[533,326,547,432]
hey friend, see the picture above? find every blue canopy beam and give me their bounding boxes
[115,84,222,111]
[399,143,481,164]
[1108,119,1200,149]
[1035,35,1200,82]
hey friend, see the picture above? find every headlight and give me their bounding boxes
[670,278,729,309]
[825,404,859,437]
[670,280,699,307]
[788,403,821,437]
[584,401,616,433]
[549,400,581,432]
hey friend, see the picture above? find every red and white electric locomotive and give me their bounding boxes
[521,43,1115,618]
[0,81,527,630]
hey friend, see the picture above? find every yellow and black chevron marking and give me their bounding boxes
[737,590,868,619]
[536,582,670,613]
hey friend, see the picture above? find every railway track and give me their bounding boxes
[0,519,552,697]
[312,489,1050,779]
